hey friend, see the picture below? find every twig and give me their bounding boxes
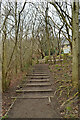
[60,92,79,108]
[4,98,16,117]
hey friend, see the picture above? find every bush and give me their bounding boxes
[44,56,49,63]
[23,63,30,71]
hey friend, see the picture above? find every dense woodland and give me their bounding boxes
[0,0,80,118]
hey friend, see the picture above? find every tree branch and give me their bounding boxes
[49,2,72,30]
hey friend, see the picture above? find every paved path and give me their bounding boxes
[7,64,61,118]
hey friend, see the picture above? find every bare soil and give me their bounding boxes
[8,98,60,118]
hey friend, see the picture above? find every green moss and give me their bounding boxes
[55,64,59,67]
[1,115,8,119]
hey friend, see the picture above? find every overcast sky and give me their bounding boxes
[0,0,74,39]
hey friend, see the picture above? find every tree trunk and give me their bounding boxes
[45,2,50,57]
[20,21,23,71]
[2,27,7,91]
[78,3,80,117]
[72,1,79,88]
[15,1,18,74]
[69,41,72,53]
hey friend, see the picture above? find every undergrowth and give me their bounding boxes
[49,55,79,118]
